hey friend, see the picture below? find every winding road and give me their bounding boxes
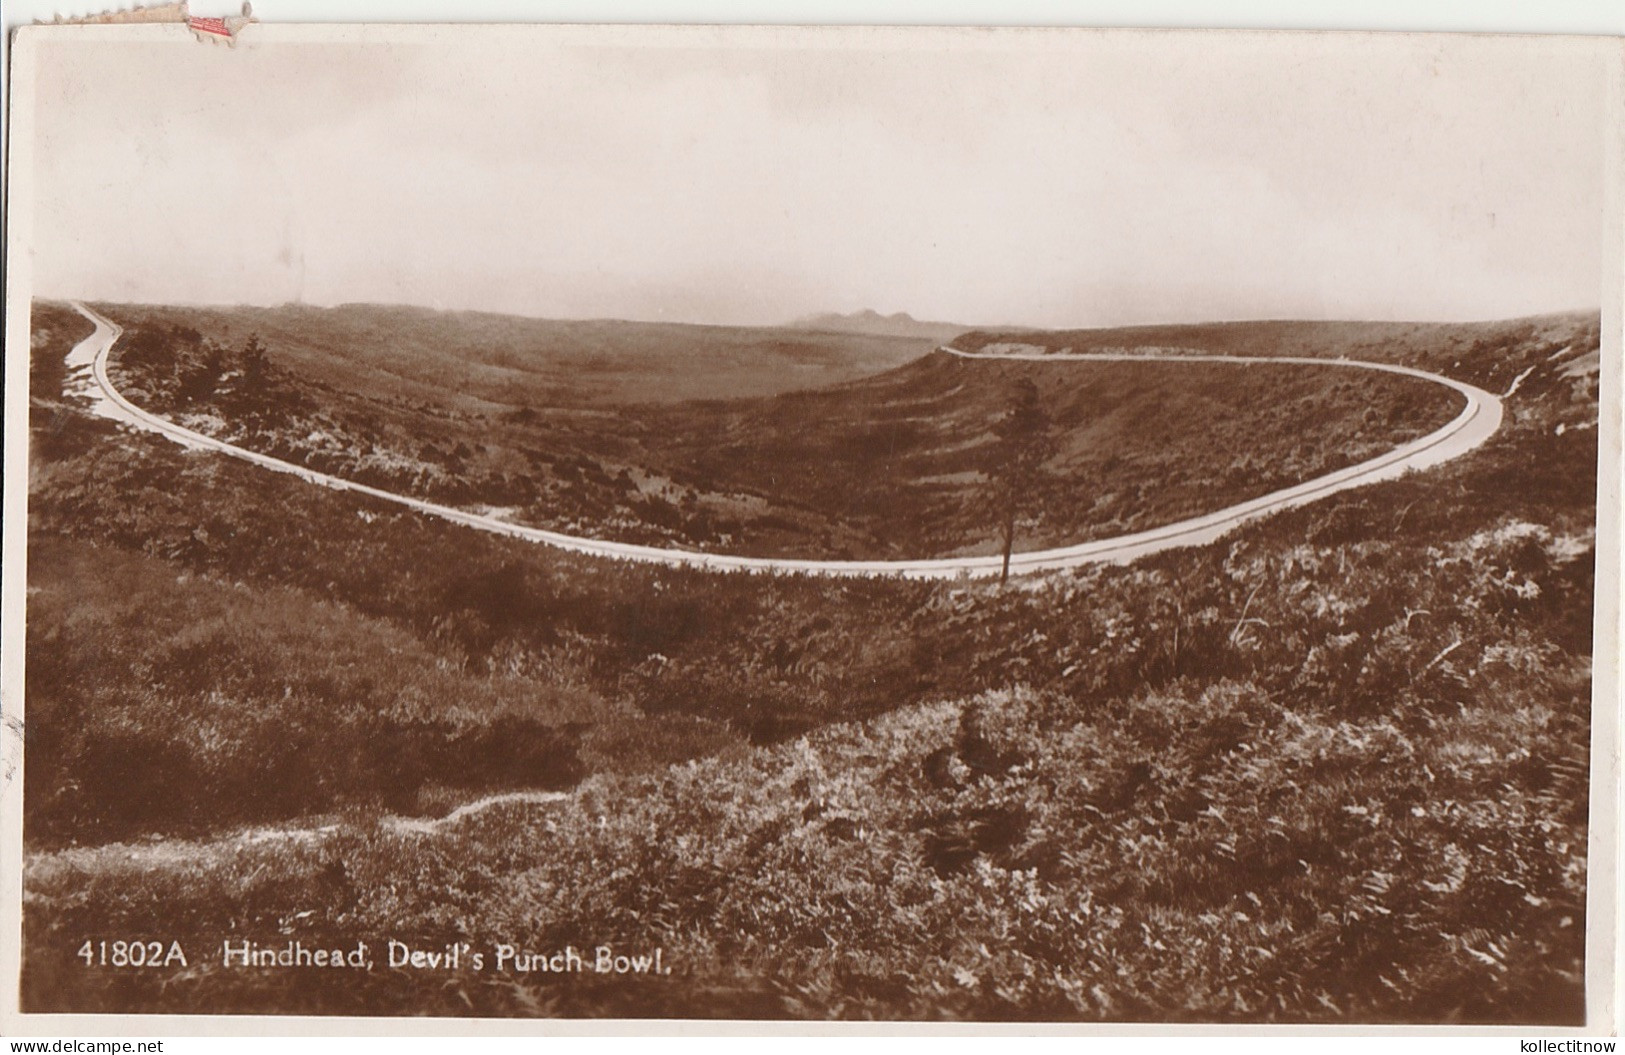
[62,302,1503,580]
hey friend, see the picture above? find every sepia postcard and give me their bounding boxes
[1,19,1621,1035]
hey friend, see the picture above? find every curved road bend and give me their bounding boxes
[64,302,1503,581]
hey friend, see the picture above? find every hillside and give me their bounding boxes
[949,313,1601,403]
[92,301,936,410]
[21,301,1601,1021]
[90,303,1468,561]
[639,350,1456,558]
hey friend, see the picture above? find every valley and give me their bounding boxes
[88,302,1473,564]
[20,300,1601,1022]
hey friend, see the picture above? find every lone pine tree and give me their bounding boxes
[987,375,1055,585]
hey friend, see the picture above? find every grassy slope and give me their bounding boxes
[641,352,1456,557]
[25,535,611,841]
[23,415,941,844]
[23,416,1595,1022]
[29,302,92,396]
[21,304,1601,1021]
[27,302,96,460]
[952,313,1602,400]
[91,302,1476,560]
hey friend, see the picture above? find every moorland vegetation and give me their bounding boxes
[96,302,1460,559]
[21,302,1601,1022]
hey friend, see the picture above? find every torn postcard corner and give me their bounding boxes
[39,1,254,46]
[187,2,254,46]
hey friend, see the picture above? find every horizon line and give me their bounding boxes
[32,292,1604,334]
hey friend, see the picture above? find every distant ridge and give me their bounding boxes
[787,309,973,342]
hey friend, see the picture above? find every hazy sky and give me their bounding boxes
[24,27,1615,327]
